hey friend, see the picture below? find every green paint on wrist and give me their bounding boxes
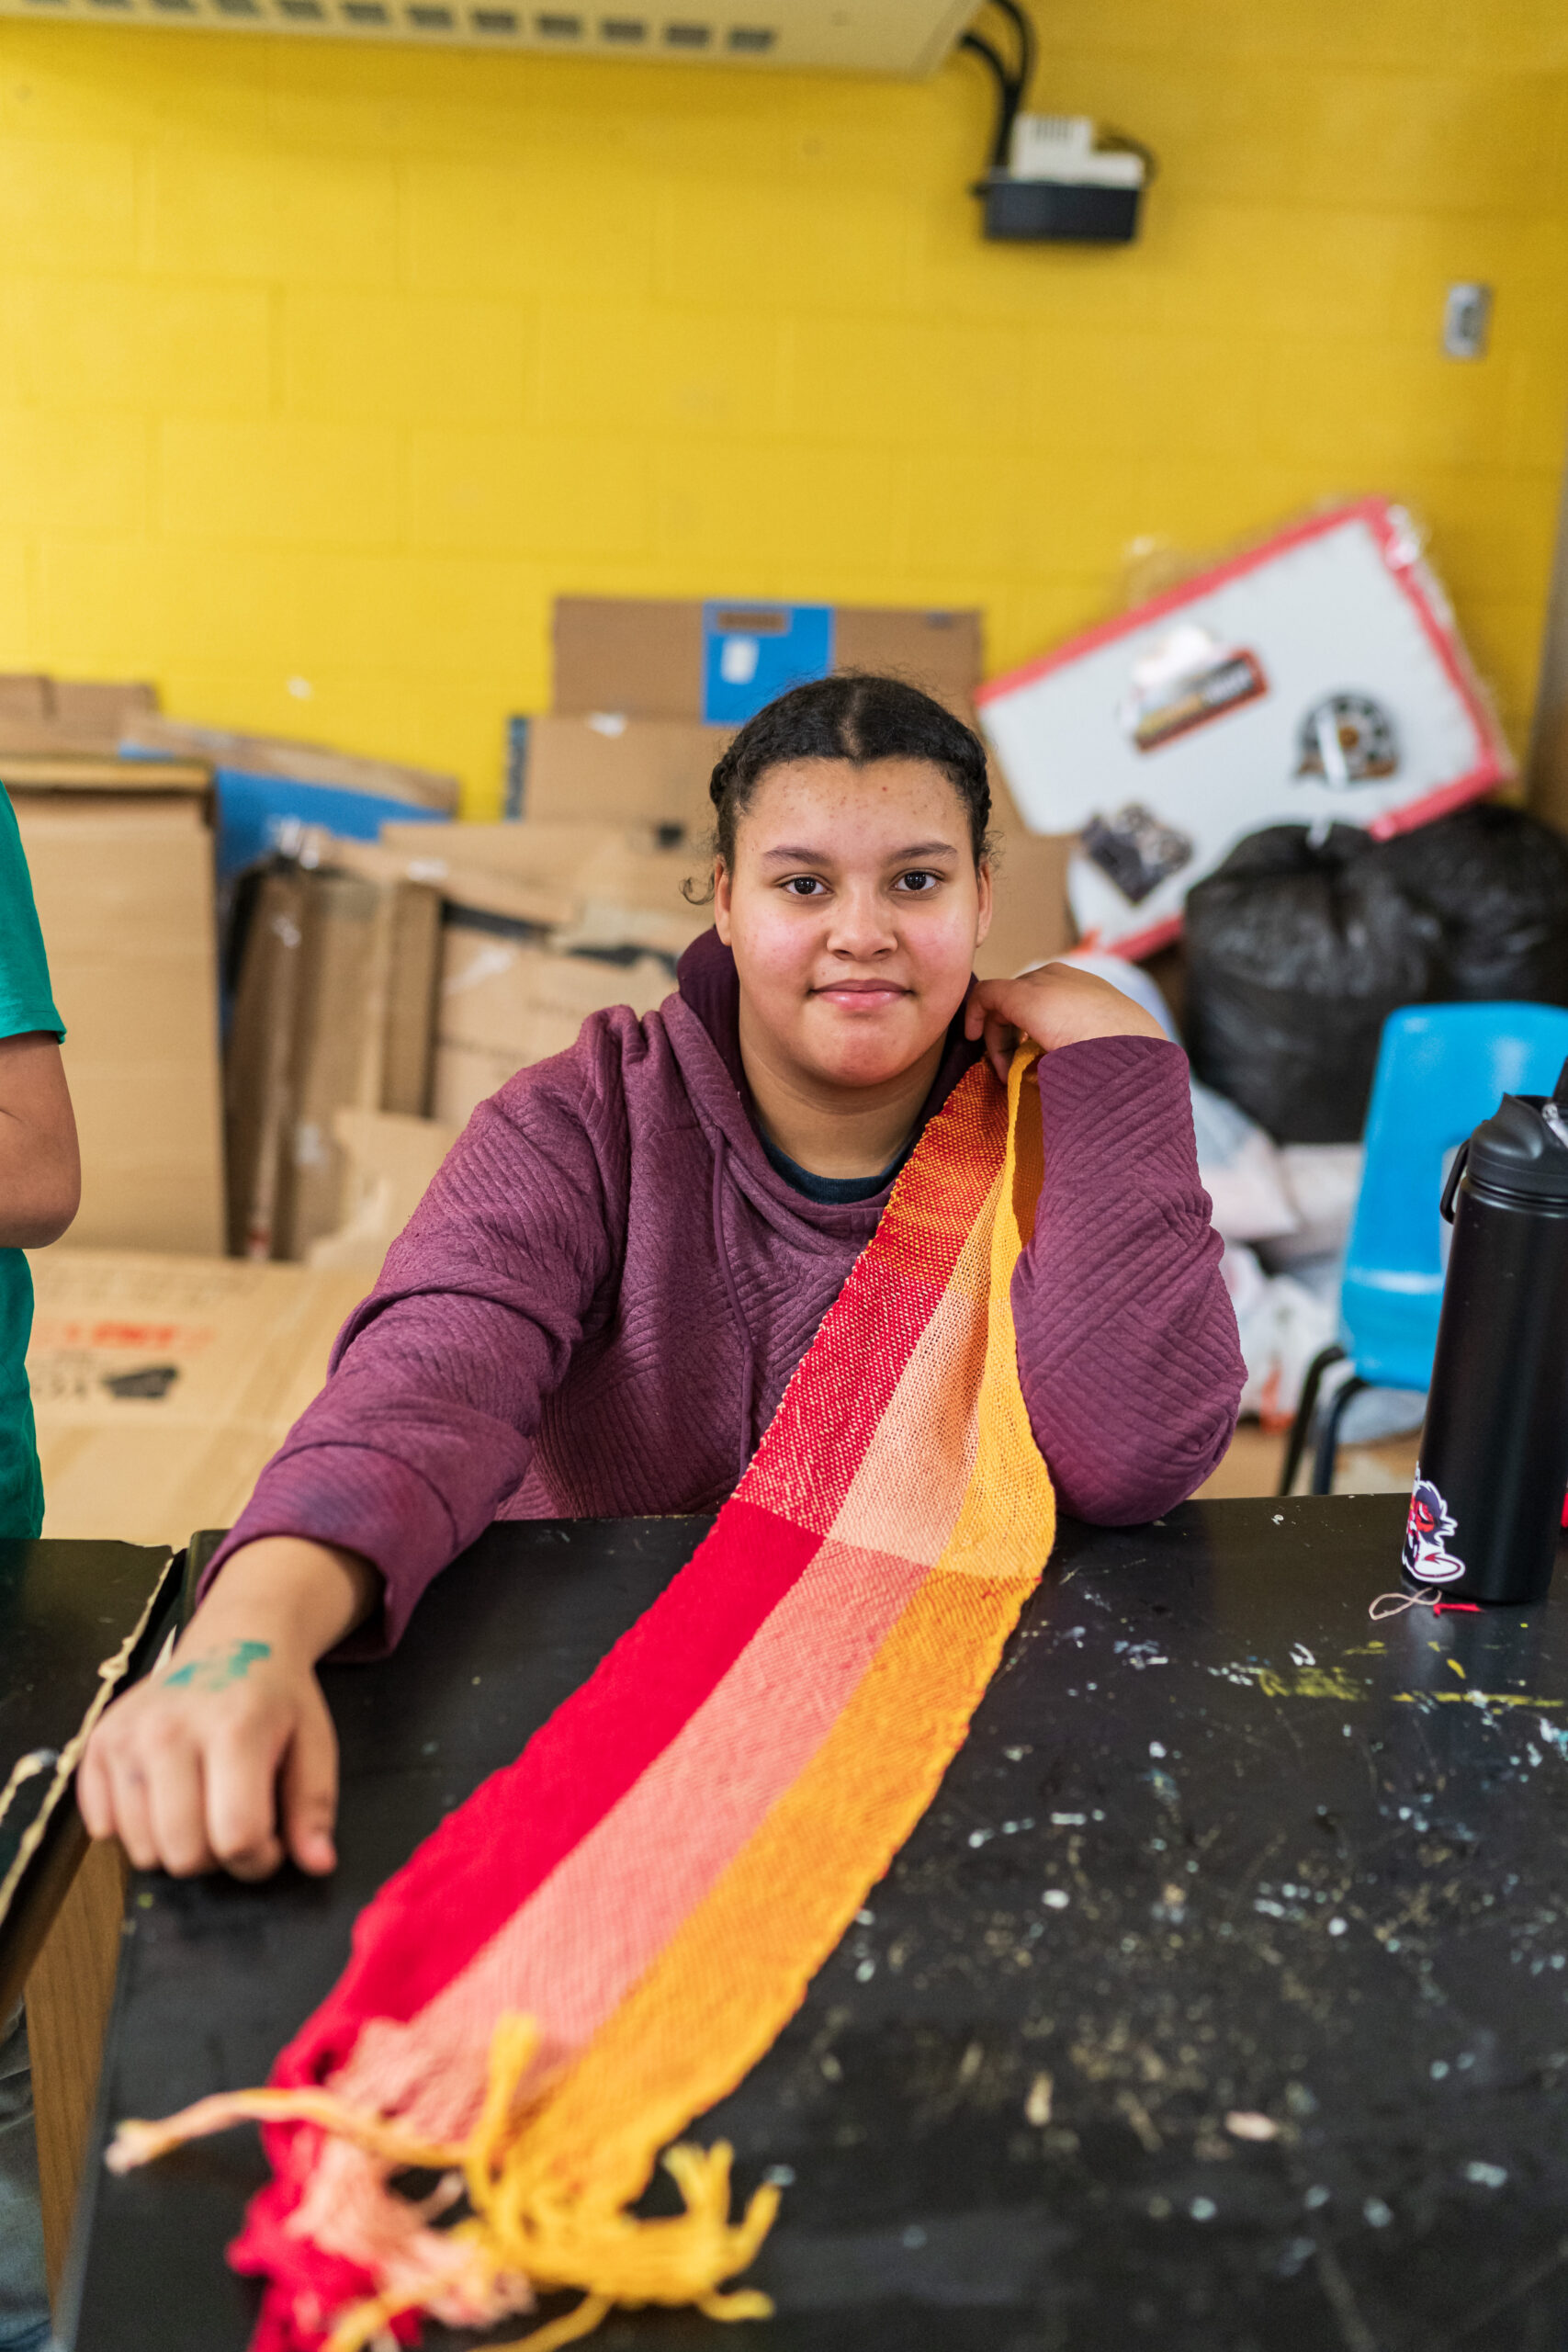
[164,1638,272,1692]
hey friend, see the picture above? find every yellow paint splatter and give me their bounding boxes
[1447,1659,1467,1680]
[1392,1692,1562,1708]
[1255,1667,1365,1702]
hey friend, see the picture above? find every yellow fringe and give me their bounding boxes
[492,2293,613,2351]
[112,2014,778,2352]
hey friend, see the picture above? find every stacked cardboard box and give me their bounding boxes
[224,858,442,1260]
[550,598,985,725]
[9,757,225,1257]
[434,931,675,1130]
[306,1108,459,1275]
[981,807,1075,981]
[520,596,989,845]
[219,820,697,1252]
[373,819,696,1130]
[520,716,726,837]
[0,678,226,1257]
[0,674,158,755]
[122,716,458,882]
[376,819,705,960]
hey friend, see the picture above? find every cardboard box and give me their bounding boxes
[828,607,985,718]
[12,788,225,1256]
[978,814,1076,978]
[379,820,708,962]
[519,714,728,837]
[0,675,51,722]
[434,924,675,1129]
[366,821,597,930]
[50,680,158,741]
[0,752,209,806]
[976,499,1515,956]
[283,875,396,1261]
[225,864,442,1261]
[123,719,457,811]
[224,868,308,1266]
[26,1246,367,1546]
[306,1108,459,1276]
[553,597,984,725]
[123,718,457,881]
[0,676,157,756]
[380,884,444,1117]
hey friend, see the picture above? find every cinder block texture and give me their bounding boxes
[0,8,1563,814]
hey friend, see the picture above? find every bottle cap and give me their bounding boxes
[1466,1091,1568,1204]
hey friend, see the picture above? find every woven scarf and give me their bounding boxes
[109,1046,1056,2352]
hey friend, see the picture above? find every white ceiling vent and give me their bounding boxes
[0,0,981,71]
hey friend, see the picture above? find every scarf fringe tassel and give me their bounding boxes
[107,2012,779,2351]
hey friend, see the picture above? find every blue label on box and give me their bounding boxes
[701,602,835,726]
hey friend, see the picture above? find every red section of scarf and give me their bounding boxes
[236,1505,824,2347]
[271,1501,821,2095]
[236,2180,395,2352]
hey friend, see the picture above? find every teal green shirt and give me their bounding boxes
[0,786,64,1540]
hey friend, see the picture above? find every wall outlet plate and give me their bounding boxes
[1443,283,1493,361]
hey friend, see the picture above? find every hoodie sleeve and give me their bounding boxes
[197,1023,628,1653]
[1010,1034,1244,1523]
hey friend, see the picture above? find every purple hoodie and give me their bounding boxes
[205,932,1243,1650]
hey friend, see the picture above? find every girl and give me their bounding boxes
[81,676,1242,1883]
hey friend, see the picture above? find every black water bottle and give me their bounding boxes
[1404,1058,1568,1605]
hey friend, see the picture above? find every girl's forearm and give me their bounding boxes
[1013,1035,1243,1522]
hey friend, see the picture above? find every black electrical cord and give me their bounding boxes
[960,0,1036,176]
[986,0,1035,105]
[958,27,1021,171]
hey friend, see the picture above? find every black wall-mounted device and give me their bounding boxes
[962,0,1153,245]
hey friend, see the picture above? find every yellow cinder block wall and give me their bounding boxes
[1,6,1566,816]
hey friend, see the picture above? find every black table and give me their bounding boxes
[0,1538,176,2017]
[64,1498,1568,2351]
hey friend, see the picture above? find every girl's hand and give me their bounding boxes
[964,963,1168,1087]
[78,1536,378,1881]
[78,1636,338,1881]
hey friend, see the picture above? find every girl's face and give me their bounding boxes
[713,757,992,1093]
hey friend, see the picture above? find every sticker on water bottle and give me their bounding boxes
[1404,1472,1467,1584]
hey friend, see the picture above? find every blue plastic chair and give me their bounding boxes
[1280,1001,1568,1495]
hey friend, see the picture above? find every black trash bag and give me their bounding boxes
[1378,802,1568,1002]
[1185,808,1568,1143]
[1185,824,1438,1143]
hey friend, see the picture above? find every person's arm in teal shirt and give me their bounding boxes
[0,1029,77,1246]
[0,786,77,1246]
